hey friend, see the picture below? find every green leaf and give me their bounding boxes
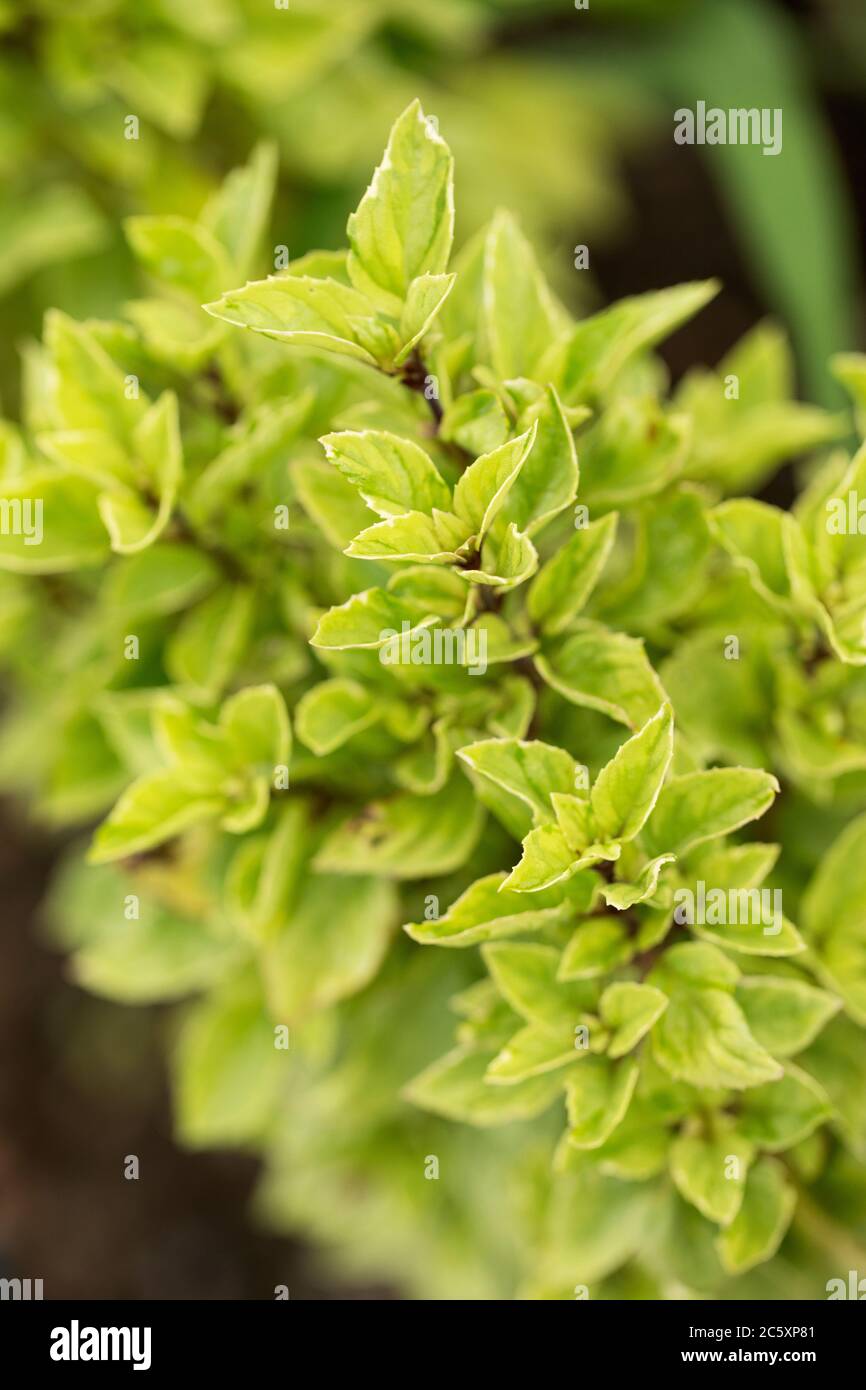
[645,768,779,858]
[597,491,710,631]
[320,428,452,518]
[502,386,579,537]
[738,1065,832,1153]
[311,588,438,650]
[601,854,675,911]
[527,512,618,636]
[405,1044,567,1127]
[710,498,811,614]
[452,426,537,544]
[670,1130,753,1226]
[38,428,136,492]
[201,141,278,280]
[591,703,674,843]
[295,678,380,755]
[550,792,596,855]
[165,584,254,700]
[441,390,509,457]
[565,1057,639,1149]
[386,566,470,624]
[220,684,291,774]
[125,215,232,301]
[559,918,633,982]
[346,100,454,314]
[680,325,840,492]
[480,209,566,380]
[260,873,397,1019]
[204,275,382,365]
[405,871,598,948]
[578,396,689,508]
[543,281,719,405]
[737,977,840,1058]
[314,776,483,880]
[456,737,578,825]
[464,518,538,590]
[601,982,669,1058]
[396,272,457,363]
[715,1157,796,1274]
[173,983,285,1148]
[483,942,596,1032]
[45,310,147,446]
[98,390,183,554]
[801,812,866,946]
[502,823,581,894]
[125,298,224,371]
[226,804,307,944]
[0,470,109,573]
[345,508,467,562]
[650,944,783,1091]
[88,769,224,865]
[487,1023,582,1084]
[536,621,668,730]
[102,543,216,619]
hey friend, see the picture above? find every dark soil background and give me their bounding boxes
[1,1,864,1300]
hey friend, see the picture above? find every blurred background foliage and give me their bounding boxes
[1,0,865,1299]
[0,0,862,415]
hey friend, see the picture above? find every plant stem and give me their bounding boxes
[400,348,444,429]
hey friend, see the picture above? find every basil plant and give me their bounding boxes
[2,101,866,1301]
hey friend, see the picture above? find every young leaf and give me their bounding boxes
[201,141,278,280]
[502,823,580,894]
[396,272,457,363]
[125,215,232,301]
[590,703,674,843]
[601,854,675,911]
[221,684,291,774]
[500,386,578,537]
[0,471,109,573]
[172,984,285,1148]
[452,425,537,545]
[345,509,467,562]
[441,390,509,457]
[346,100,454,314]
[204,275,383,365]
[99,390,182,554]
